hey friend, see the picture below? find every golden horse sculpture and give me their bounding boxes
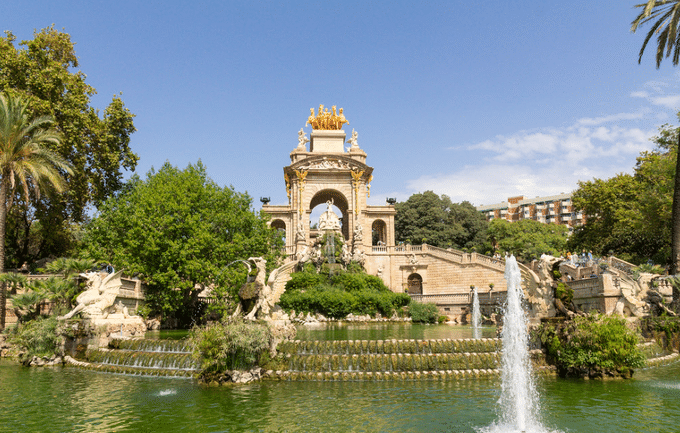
[306,105,349,130]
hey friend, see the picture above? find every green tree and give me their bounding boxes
[487,219,568,263]
[0,93,72,329]
[568,122,677,265]
[82,161,283,325]
[0,27,137,267]
[632,2,680,277]
[394,191,488,250]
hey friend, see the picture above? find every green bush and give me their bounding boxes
[189,317,271,374]
[6,316,60,359]
[409,301,439,324]
[537,313,645,377]
[279,287,410,319]
[284,272,324,292]
[555,282,573,305]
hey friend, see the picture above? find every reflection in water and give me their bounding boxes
[2,360,680,432]
[295,323,497,341]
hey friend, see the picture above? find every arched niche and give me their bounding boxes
[309,189,350,240]
[372,219,387,246]
[271,219,286,243]
[407,273,423,295]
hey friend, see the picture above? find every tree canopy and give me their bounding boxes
[0,27,137,267]
[82,161,283,324]
[568,120,676,265]
[487,218,568,263]
[394,191,488,250]
[0,92,73,329]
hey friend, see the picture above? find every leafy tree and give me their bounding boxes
[0,27,137,267]
[82,161,283,325]
[487,219,568,263]
[631,3,680,276]
[0,93,72,329]
[394,191,488,250]
[568,122,677,265]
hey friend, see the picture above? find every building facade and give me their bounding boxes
[476,193,585,229]
[261,106,545,320]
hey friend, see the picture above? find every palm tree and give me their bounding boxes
[631,1,680,68]
[0,92,73,329]
[632,2,680,312]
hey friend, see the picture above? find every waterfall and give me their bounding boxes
[472,286,481,339]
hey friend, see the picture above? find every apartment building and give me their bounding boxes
[476,193,585,228]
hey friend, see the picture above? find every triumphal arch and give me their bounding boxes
[263,106,523,320]
[263,105,395,269]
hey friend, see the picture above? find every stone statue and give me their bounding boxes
[232,257,274,321]
[59,271,126,320]
[312,243,324,267]
[318,199,341,231]
[296,220,306,241]
[353,222,363,242]
[341,243,352,265]
[352,248,366,266]
[347,129,359,148]
[297,244,311,264]
[297,128,309,150]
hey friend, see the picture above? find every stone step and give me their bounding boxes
[277,338,501,356]
[285,352,500,372]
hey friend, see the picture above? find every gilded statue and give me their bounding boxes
[306,105,350,130]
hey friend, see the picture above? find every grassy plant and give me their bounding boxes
[5,316,60,359]
[190,317,271,375]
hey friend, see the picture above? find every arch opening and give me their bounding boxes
[407,273,423,295]
[309,189,350,240]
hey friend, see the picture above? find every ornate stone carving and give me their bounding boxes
[347,129,359,148]
[294,169,308,216]
[306,105,349,130]
[296,128,309,150]
[341,243,352,265]
[353,221,363,242]
[296,158,353,170]
[60,271,127,320]
[318,199,341,231]
[350,169,364,216]
[284,173,291,204]
[296,220,306,241]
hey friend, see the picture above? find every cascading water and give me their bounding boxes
[472,286,481,339]
[480,255,556,433]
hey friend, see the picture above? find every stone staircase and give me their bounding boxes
[263,337,554,381]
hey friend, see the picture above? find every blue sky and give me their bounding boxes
[3,1,679,210]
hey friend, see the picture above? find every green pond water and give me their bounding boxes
[294,323,498,341]
[1,357,679,432]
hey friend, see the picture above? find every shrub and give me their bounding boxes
[536,313,645,377]
[284,272,324,292]
[410,301,439,324]
[6,316,60,359]
[190,317,271,374]
[555,282,573,305]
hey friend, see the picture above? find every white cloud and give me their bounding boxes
[649,95,680,109]
[576,111,647,126]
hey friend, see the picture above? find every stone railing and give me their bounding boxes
[609,256,635,274]
[567,277,603,299]
[410,293,471,304]
[373,244,505,272]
